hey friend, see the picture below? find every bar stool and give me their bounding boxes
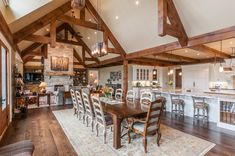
[155,92,166,112]
[170,94,185,116]
[192,96,209,122]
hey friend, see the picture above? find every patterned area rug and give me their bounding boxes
[53,109,215,156]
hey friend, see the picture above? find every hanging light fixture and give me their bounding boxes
[71,0,86,10]
[152,55,158,80]
[219,40,224,72]
[91,0,108,57]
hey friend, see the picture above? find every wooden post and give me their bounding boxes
[50,18,56,48]
[123,60,128,97]
[41,44,48,59]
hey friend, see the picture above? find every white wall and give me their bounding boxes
[182,64,210,92]
[98,65,123,86]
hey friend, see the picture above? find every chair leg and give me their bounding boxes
[86,116,89,127]
[157,129,161,146]
[103,130,107,144]
[127,130,131,144]
[96,123,99,136]
[91,119,94,132]
[143,137,147,153]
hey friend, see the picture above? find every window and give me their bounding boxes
[0,41,8,110]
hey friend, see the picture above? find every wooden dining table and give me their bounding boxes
[101,99,147,149]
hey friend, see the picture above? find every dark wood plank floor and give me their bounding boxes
[1,106,235,156]
[0,105,77,156]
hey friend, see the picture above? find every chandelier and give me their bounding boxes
[71,0,86,10]
[91,42,107,57]
[91,0,108,58]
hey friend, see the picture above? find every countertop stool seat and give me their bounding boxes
[170,94,185,116]
[192,96,209,123]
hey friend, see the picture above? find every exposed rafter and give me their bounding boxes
[73,49,86,67]
[87,56,123,68]
[190,45,230,59]
[156,53,199,62]
[158,0,188,46]
[85,0,126,59]
[13,1,71,43]
[57,15,102,31]
[66,24,100,63]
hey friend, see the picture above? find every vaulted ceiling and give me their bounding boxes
[1,0,235,68]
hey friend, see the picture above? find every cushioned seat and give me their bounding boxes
[194,102,209,109]
[0,140,34,156]
[172,99,184,105]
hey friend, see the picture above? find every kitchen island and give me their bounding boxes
[151,89,235,131]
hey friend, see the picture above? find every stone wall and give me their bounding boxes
[44,43,74,87]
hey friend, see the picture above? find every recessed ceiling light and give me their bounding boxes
[135,0,140,5]
[89,19,92,21]
[197,53,200,56]
[230,41,233,44]
[94,31,97,34]
[115,16,119,20]
[46,28,50,32]
[185,50,188,53]
[87,36,90,40]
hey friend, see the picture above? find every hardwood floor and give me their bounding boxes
[0,105,77,156]
[0,106,235,156]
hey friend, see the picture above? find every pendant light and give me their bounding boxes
[152,55,158,80]
[71,0,86,10]
[91,0,108,57]
[219,41,224,72]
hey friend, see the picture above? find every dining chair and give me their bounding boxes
[115,88,123,100]
[127,99,164,153]
[126,90,135,102]
[70,89,78,117]
[75,90,86,123]
[82,92,95,131]
[140,91,152,106]
[91,96,113,144]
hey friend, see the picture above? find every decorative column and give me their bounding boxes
[123,60,128,97]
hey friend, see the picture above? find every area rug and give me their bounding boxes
[53,109,215,156]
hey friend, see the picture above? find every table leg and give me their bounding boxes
[112,115,122,149]
[37,96,40,107]
[48,95,51,106]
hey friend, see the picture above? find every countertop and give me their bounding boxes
[152,88,235,101]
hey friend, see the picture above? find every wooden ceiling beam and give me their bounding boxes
[107,48,120,54]
[156,53,199,62]
[158,0,188,47]
[85,57,95,61]
[85,0,126,59]
[21,23,67,58]
[66,24,100,63]
[126,24,235,59]
[57,15,102,31]
[73,49,86,67]
[132,58,176,66]
[13,2,71,43]
[24,35,83,46]
[87,56,123,68]
[23,56,35,64]
[190,45,230,59]
[50,18,57,48]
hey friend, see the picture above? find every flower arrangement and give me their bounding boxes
[167,80,173,86]
[103,86,112,98]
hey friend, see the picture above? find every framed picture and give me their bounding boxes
[110,71,122,81]
[51,56,69,71]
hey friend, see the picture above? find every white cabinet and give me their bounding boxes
[133,66,153,81]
